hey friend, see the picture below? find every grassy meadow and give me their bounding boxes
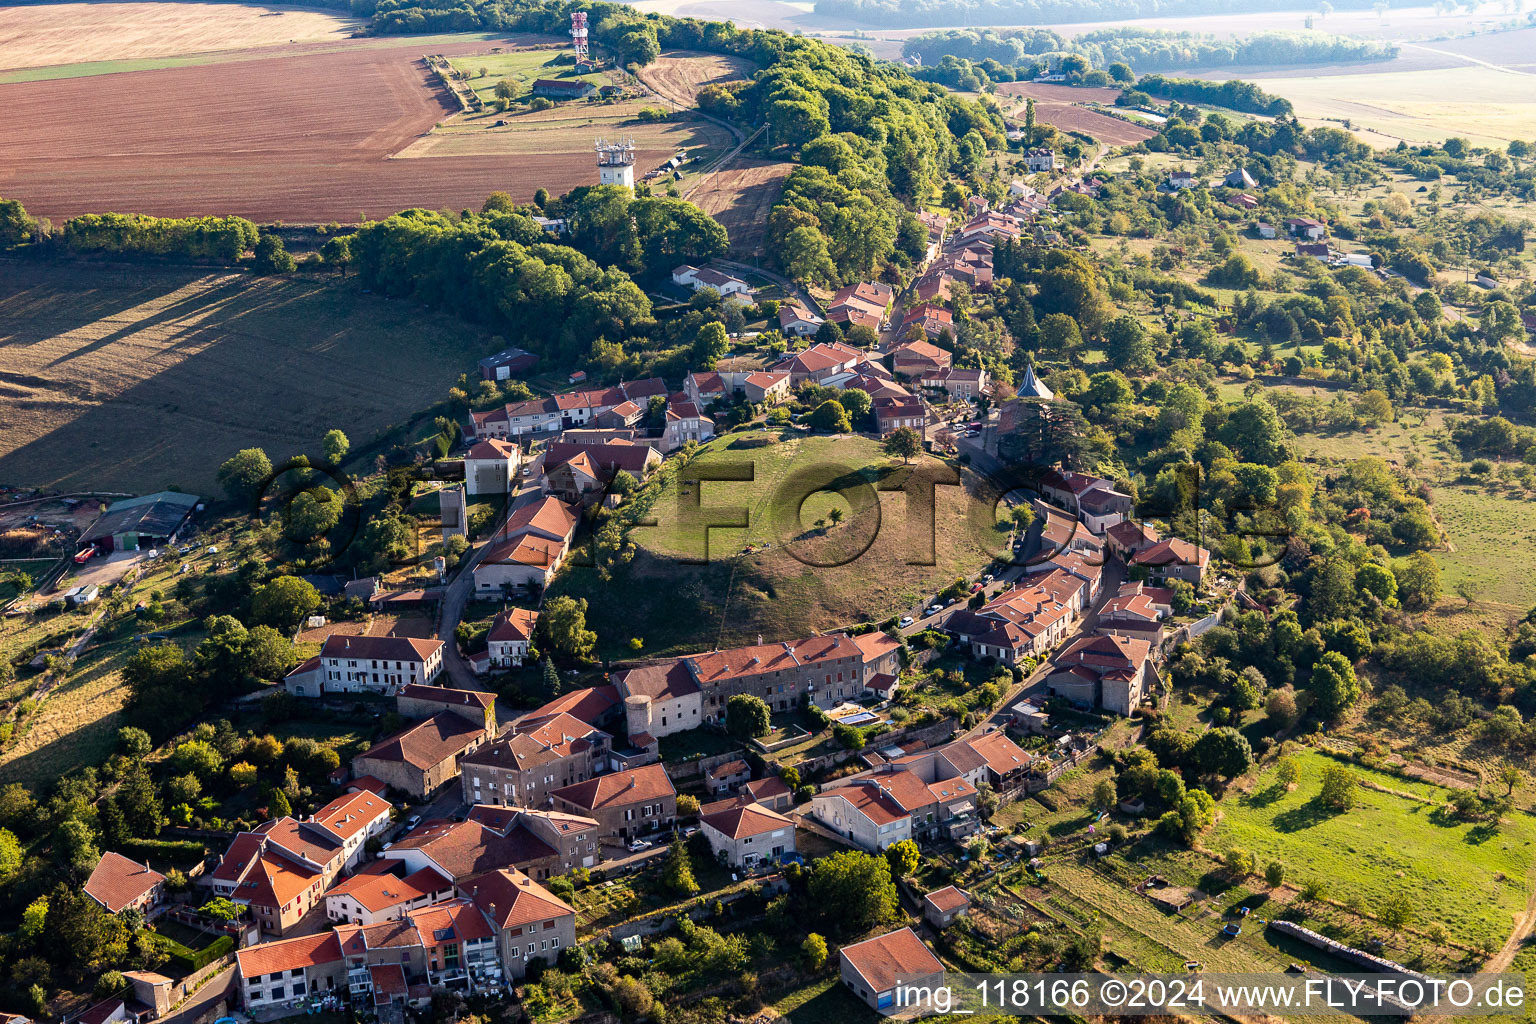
[448,49,608,103]
[1215,750,1536,946]
[548,431,1007,658]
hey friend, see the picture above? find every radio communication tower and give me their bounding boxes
[595,136,636,189]
[570,12,590,66]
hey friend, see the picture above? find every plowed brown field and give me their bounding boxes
[995,82,1157,146]
[0,36,707,223]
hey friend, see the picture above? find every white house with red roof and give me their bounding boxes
[324,864,455,926]
[671,265,752,299]
[777,301,825,338]
[698,797,796,868]
[485,607,539,668]
[309,634,444,696]
[464,438,519,497]
[307,788,394,870]
[808,778,912,851]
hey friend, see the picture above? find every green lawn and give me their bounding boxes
[448,50,607,102]
[1214,750,1536,945]
[548,431,1002,658]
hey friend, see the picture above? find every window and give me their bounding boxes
[271,987,285,1000]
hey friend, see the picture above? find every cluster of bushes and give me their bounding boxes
[61,213,260,261]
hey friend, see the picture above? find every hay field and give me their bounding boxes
[0,1,360,71]
[1247,63,1536,149]
[637,49,756,107]
[0,262,484,495]
[396,100,732,161]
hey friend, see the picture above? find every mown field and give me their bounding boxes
[0,263,485,495]
[548,431,1008,658]
[0,1,359,72]
[447,49,608,102]
[1247,62,1536,150]
[1214,750,1535,946]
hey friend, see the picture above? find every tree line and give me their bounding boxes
[814,0,1394,29]
[900,27,1393,77]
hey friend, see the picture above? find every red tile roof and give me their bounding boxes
[503,496,579,540]
[464,868,574,930]
[839,927,943,993]
[700,801,794,840]
[524,684,620,726]
[399,684,494,711]
[321,633,442,663]
[550,763,674,811]
[311,789,392,843]
[924,885,970,914]
[370,964,408,1005]
[236,931,342,978]
[325,866,453,914]
[356,712,485,771]
[84,851,165,913]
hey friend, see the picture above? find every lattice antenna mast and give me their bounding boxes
[570,12,589,65]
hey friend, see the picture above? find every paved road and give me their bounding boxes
[160,965,237,1024]
[437,479,543,692]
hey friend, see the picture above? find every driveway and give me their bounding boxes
[160,964,237,1024]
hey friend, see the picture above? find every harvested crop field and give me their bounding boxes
[0,34,691,222]
[637,49,756,107]
[0,262,485,495]
[690,158,792,258]
[397,100,731,160]
[0,1,360,70]
[994,82,1156,145]
[995,81,1124,104]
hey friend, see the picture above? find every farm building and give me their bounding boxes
[77,491,199,554]
[532,79,597,100]
[478,346,539,381]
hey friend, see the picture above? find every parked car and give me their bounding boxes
[628,839,653,852]
[899,616,914,628]
[926,605,942,616]
[404,815,421,830]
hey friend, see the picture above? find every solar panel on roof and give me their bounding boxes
[434,927,455,941]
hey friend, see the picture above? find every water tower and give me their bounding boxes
[570,11,589,65]
[595,136,636,189]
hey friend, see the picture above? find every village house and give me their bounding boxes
[839,927,945,1012]
[464,867,576,979]
[704,758,751,796]
[1227,192,1259,210]
[463,438,520,498]
[769,340,872,384]
[698,798,797,868]
[381,807,599,883]
[549,763,676,841]
[1130,535,1211,586]
[922,885,971,928]
[287,634,444,697]
[899,304,953,342]
[1022,148,1056,172]
[1284,215,1327,240]
[324,864,455,927]
[84,851,165,915]
[662,401,715,452]
[1039,469,1133,533]
[236,931,347,1012]
[471,379,667,439]
[459,711,612,808]
[306,787,395,870]
[808,779,910,851]
[611,659,703,740]
[472,497,580,594]
[1105,520,1160,560]
[485,607,539,668]
[209,818,348,935]
[777,301,824,337]
[920,366,988,401]
[890,337,952,377]
[1046,632,1153,716]
[1096,586,1166,645]
[352,711,494,800]
[1256,221,1277,239]
[1168,169,1196,190]
[825,281,893,332]
[671,265,752,299]
[875,395,926,436]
